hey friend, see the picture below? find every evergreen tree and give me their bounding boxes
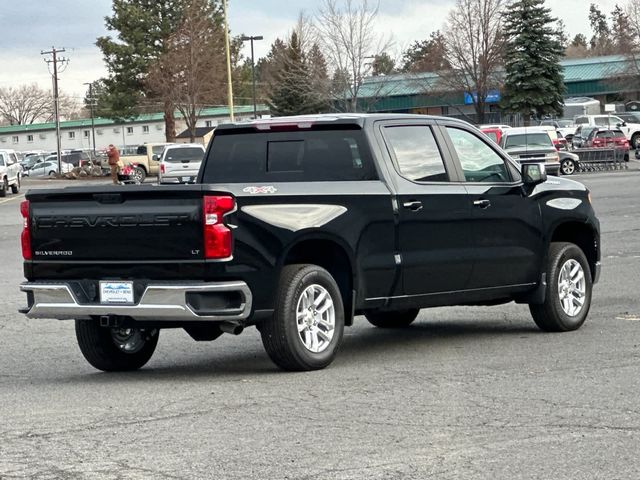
[565,34,589,58]
[96,0,190,140]
[501,0,565,122]
[306,43,331,112]
[588,4,614,55]
[268,32,314,116]
[371,52,395,76]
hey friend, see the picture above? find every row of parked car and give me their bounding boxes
[480,114,638,176]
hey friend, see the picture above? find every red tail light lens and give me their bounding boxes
[203,195,234,259]
[20,200,32,260]
[160,163,165,174]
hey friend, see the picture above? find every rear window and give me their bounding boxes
[612,131,625,138]
[483,131,498,143]
[164,147,204,162]
[504,133,552,149]
[202,129,377,183]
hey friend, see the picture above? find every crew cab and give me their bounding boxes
[19,115,601,372]
[0,149,22,197]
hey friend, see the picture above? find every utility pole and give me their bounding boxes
[222,0,234,121]
[83,82,97,158]
[41,47,68,174]
[240,35,263,119]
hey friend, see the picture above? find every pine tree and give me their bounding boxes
[400,32,450,73]
[611,5,635,54]
[306,43,331,112]
[268,32,313,116]
[96,0,192,139]
[500,0,565,122]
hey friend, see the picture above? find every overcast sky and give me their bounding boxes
[0,0,624,102]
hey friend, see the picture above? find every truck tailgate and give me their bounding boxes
[27,185,204,262]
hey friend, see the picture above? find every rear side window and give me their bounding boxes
[164,147,204,162]
[202,129,377,183]
[383,125,448,182]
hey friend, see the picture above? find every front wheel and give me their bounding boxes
[10,175,20,194]
[0,178,7,197]
[529,242,592,332]
[75,320,159,371]
[365,309,420,328]
[260,264,345,371]
[560,158,576,175]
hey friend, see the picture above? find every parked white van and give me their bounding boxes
[158,143,206,184]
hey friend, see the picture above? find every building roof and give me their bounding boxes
[0,104,269,135]
[357,55,640,100]
[176,126,215,138]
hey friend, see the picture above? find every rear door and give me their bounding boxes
[440,124,543,289]
[378,121,473,295]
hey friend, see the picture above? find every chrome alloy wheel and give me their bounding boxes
[561,159,575,175]
[296,284,335,353]
[557,259,586,317]
[110,328,151,354]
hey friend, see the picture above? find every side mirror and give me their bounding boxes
[152,154,159,161]
[522,163,547,186]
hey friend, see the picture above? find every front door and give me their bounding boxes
[442,125,543,289]
[380,123,473,296]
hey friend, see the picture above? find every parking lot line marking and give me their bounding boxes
[0,194,25,205]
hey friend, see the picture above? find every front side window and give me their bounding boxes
[446,127,511,183]
[383,125,448,182]
[0,155,5,166]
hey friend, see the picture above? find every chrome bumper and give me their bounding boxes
[20,281,252,322]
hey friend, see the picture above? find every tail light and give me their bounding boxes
[20,200,32,260]
[203,195,235,259]
[160,163,165,174]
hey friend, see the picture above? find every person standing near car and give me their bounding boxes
[107,144,120,184]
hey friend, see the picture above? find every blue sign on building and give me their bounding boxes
[464,90,501,105]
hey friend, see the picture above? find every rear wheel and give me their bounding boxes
[365,309,420,328]
[48,171,56,177]
[131,166,146,183]
[260,264,345,371]
[75,320,159,371]
[631,133,640,150]
[529,242,592,332]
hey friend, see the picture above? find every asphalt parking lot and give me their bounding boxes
[1,164,640,479]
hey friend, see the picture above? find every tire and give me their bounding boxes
[10,175,20,194]
[624,153,629,162]
[631,133,640,150]
[0,178,6,198]
[529,242,592,332]
[131,166,146,183]
[560,158,576,175]
[75,320,159,372]
[365,309,420,328]
[49,171,56,177]
[260,264,345,371]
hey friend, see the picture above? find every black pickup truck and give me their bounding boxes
[19,114,601,372]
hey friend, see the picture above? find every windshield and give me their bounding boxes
[557,120,573,127]
[504,133,552,149]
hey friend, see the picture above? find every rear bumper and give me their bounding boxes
[20,281,252,322]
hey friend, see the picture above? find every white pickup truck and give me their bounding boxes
[0,149,22,197]
[574,114,640,148]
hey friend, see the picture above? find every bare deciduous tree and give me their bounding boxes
[146,0,226,141]
[0,84,53,125]
[316,0,391,112]
[440,0,504,123]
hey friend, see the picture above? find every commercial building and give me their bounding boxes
[357,55,640,121]
[0,105,269,154]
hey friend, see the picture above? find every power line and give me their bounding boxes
[41,47,69,173]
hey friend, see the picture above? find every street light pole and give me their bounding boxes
[83,82,96,158]
[240,35,263,119]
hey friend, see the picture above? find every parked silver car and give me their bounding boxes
[0,149,22,197]
[27,159,73,178]
[157,143,205,184]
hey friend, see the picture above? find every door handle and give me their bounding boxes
[473,199,491,209]
[403,200,423,211]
